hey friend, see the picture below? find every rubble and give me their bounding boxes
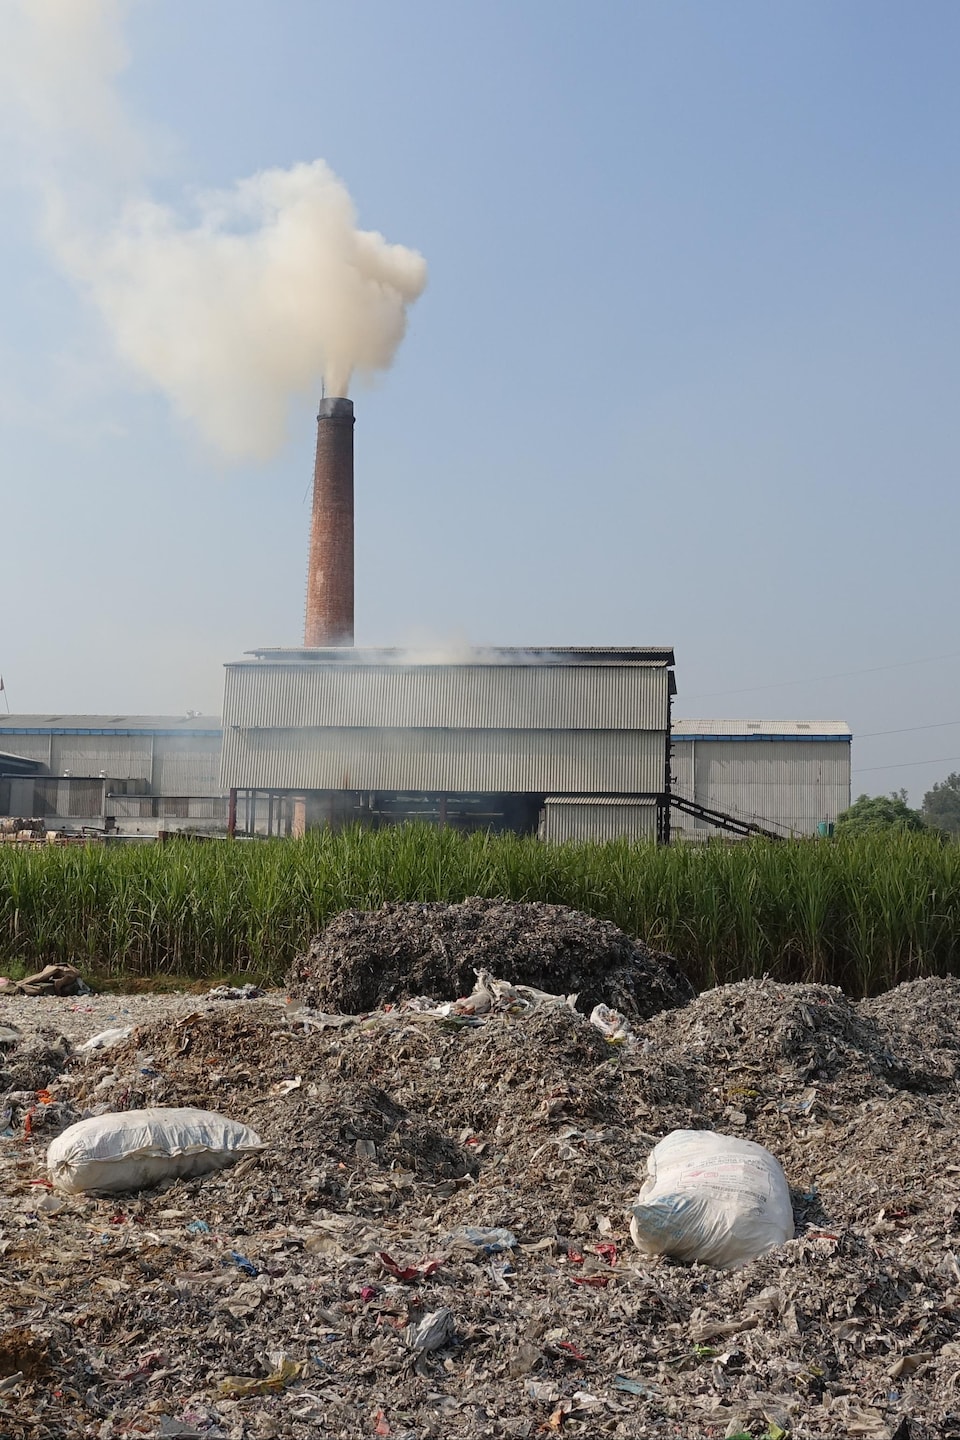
[288,897,695,1020]
[0,971,959,1438]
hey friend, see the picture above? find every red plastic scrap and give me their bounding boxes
[570,1274,611,1288]
[557,1341,587,1361]
[566,1249,584,1265]
[373,1409,390,1435]
[360,1284,380,1303]
[378,1251,441,1283]
[594,1243,618,1266]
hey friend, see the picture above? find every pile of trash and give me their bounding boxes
[2,952,960,1437]
[288,897,695,1020]
[0,964,88,998]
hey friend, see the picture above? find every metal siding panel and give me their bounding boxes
[51,736,153,780]
[7,778,35,813]
[542,801,656,843]
[670,740,695,797]
[0,736,51,767]
[695,740,851,835]
[152,735,223,795]
[669,738,699,837]
[222,663,669,731]
[221,728,666,793]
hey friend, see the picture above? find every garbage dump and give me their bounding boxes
[287,896,695,1020]
[2,957,960,1439]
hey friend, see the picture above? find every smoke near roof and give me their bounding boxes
[0,1,427,460]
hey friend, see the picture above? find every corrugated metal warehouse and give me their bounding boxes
[670,719,852,839]
[220,646,676,841]
[0,716,223,833]
[0,705,852,842]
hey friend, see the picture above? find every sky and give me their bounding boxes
[1,0,958,803]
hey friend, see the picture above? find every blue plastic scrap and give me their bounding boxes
[222,1250,259,1277]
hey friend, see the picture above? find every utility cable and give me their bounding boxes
[853,754,960,774]
[858,719,960,739]
[682,649,960,702]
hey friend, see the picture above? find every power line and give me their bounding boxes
[858,718,960,739]
[682,649,960,702]
[853,754,960,774]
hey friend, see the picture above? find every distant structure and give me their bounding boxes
[0,715,223,836]
[0,709,852,843]
[670,720,852,839]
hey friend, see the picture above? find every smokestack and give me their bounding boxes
[305,397,355,646]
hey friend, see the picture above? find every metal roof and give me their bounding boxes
[673,719,851,739]
[0,715,222,735]
[238,645,675,668]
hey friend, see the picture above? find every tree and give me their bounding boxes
[835,790,926,836]
[922,772,960,836]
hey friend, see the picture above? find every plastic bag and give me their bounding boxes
[78,1026,133,1052]
[47,1106,264,1195]
[629,1129,794,1270]
[589,1003,634,1045]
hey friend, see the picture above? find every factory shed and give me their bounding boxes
[221,646,676,841]
[670,720,852,839]
[0,716,223,833]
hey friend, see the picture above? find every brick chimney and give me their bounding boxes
[304,397,355,646]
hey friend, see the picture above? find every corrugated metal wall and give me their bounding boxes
[670,739,851,838]
[541,800,656,843]
[0,735,52,767]
[223,663,670,731]
[52,735,153,780]
[152,734,222,795]
[223,726,667,793]
[221,659,673,802]
[0,732,221,794]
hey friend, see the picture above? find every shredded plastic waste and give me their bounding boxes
[3,963,960,1438]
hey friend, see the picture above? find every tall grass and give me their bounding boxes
[0,828,958,994]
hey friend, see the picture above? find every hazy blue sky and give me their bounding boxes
[1,1,958,801]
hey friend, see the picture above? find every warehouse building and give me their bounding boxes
[670,719,852,839]
[220,645,676,842]
[0,715,224,834]
[0,702,852,844]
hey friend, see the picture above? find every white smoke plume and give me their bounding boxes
[1,1,427,460]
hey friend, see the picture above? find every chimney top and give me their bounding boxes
[318,397,354,421]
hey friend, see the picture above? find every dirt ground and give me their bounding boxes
[1,934,959,1439]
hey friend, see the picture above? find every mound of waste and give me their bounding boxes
[288,896,694,1020]
[3,974,960,1440]
[860,974,960,1085]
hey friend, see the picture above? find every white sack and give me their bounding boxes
[629,1129,794,1270]
[47,1107,264,1195]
